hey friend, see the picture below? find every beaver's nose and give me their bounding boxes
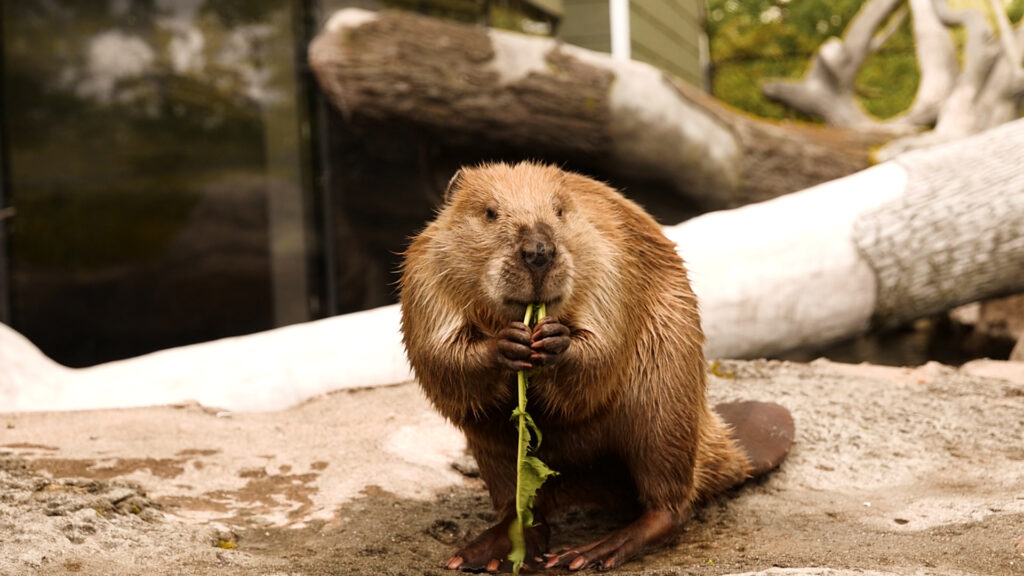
[519,225,555,272]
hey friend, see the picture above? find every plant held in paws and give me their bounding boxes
[508,302,557,575]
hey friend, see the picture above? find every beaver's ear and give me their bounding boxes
[443,169,466,205]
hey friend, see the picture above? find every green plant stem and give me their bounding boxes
[511,302,546,575]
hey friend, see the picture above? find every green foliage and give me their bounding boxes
[706,0,1024,121]
[1010,0,1024,21]
[856,51,920,119]
[706,0,869,62]
[707,0,865,120]
[710,55,810,119]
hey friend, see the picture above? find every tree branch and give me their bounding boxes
[762,0,906,127]
[988,0,1022,69]
[987,0,1024,94]
[899,0,958,125]
[877,0,1023,158]
[931,0,997,83]
[870,5,908,52]
[838,0,907,82]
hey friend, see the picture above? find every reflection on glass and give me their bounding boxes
[1,1,313,366]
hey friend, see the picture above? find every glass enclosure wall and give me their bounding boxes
[1,1,318,366]
[0,0,562,367]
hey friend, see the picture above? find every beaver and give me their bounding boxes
[399,162,793,572]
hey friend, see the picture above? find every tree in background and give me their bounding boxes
[708,0,911,119]
[707,0,1024,157]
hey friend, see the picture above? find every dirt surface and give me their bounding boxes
[2,359,1023,576]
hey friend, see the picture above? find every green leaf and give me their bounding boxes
[517,454,558,519]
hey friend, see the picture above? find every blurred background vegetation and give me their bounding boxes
[705,0,1024,121]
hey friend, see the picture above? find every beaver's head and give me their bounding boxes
[427,162,583,322]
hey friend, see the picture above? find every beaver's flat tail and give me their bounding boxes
[714,401,795,478]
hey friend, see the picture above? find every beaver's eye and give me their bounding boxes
[484,207,498,222]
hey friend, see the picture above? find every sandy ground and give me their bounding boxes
[1,359,1022,576]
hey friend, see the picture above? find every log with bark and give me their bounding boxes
[308,8,886,209]
[668,117,1024,358]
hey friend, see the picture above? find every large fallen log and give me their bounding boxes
[308,8,883,208]
[671,117,1024,358]
[0,306,413,413]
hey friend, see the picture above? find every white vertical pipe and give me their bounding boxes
[610,0,631,60]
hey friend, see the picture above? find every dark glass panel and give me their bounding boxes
[1,1,314,366]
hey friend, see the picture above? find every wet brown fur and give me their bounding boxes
[399,162,751,555]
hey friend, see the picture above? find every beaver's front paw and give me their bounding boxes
[529,317,570,367]
[489,322,535,371]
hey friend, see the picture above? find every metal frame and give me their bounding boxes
[0,4,10,326]
[304,0,340,318]
[0,132,9,326]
